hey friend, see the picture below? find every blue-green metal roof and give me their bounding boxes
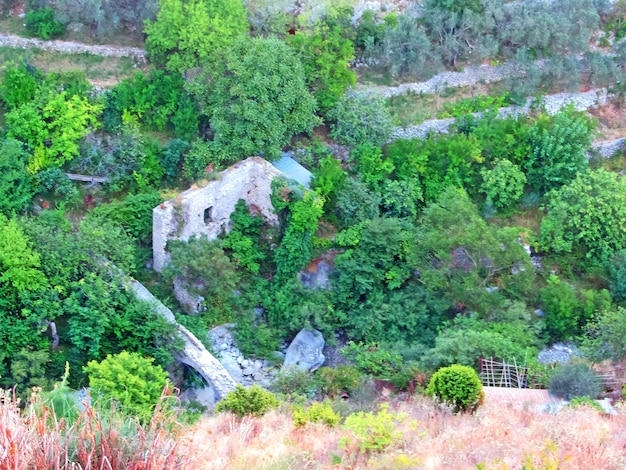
[272,154,312,189]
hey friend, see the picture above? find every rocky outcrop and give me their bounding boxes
[130,279,236,400]
[283,329,326,372]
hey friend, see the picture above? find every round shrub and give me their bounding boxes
[25,7,65,40]
[426,364,484,413]
[548,363,600,400]
[328,90,394,148]
[215,384,280,418]
[293,400,340,428]
[84,351,169,421]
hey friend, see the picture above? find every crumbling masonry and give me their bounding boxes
[153,157,283,272]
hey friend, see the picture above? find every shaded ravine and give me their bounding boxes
[130,279,236,400]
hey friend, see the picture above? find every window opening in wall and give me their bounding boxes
[204,207,213,224]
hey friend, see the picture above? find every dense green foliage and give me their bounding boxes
[329,91,394,148]
[1,0,625,424]
[548,363,601,400]
[189,36,318,162]
[25,7,65,39]
[540,169,626,263]
[84,351,169,421]
[426,364,484,413]
[288,19,356,115]
[145,0,248,72]
[342,404,407,452]
[215,384,280,417]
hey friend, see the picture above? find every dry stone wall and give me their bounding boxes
[390,88,609,141]
[153,157,283,272]
[0,33,146,63]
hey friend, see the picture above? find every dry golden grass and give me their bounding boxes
[3,389,626,469]
[186,397,626,470]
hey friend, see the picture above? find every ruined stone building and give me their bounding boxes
[152,157,286,272]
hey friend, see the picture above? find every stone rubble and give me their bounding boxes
[207,324,283,388]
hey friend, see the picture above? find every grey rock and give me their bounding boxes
[220,355,243,383]
[283,328,326,372]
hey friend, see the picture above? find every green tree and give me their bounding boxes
[0,139,35,216]
[415,188,533,312]
[6,91,102,172]
[329,91,393,148]
[84,351,169,420]
[426,364,484,413]
[288,21,356,115]
[0,214,47,294]
[525,108,594,194]
[190,36,319,161]
[380,14,439,79]
[0,62,40,109]
[582,307,626,363]
[165,236,240,322]
[540,169,626,263]
[144,0,248,72]
[479,159,526,210]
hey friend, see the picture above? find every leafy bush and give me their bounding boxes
[582,307,626,363]
[438,94,513,118]
[215,384,280,418]
[549,364,600,400]
[334,178,380,226]
[525,108,594,194]
[568,396,604,412]
[607,250,626,302]
[317,366,363,398]
[84,351,170,422]
[540,169,626,263]
[342,342,403,377]
[272,368,321,400]
[0,62,40,110]
[25,7,65,39]
[350,143,393,187]
[88,192,162,245]
[426,364,484,413]
[479,159,526,210]
[329,90,394,148]
[342,404,407,452]
[293,400,340,427]
[0,138,35,216]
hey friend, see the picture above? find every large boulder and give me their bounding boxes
[283,328,326,372]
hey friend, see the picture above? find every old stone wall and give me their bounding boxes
[390,88,609,141]
[0,33,146,63]
[153,157,283,272]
